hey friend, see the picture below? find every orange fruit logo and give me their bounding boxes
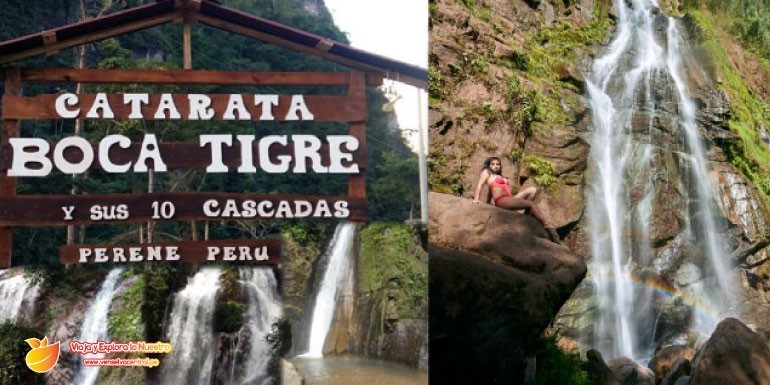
[24,336,60,373]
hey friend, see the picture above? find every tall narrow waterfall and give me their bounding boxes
[585,0,735,360]
[160,268,221,385]
[238,268,282,385]
[302,222,357,358]
[72,268,125,385]
[0,269,40,324]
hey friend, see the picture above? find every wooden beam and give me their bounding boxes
[41,31,57,46]
[61,238,282,265]
[3,93,366,122]
[347,72,367,204]
[0,68,20,267]
[19,68,385,86]
[0,11,181,65]
[0,141,368,171]
[0,193,367,226]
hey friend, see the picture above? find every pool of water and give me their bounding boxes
[291,355,427,385]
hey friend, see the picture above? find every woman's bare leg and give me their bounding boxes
[514,186,538,201]
[496,197,553,228]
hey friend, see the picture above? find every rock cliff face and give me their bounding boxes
[429,192,586,383]
[283,223,428,368]
[431,0,770,361]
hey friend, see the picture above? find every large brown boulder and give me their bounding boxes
[690,318,770,385]
[607,357,655,385]
[429,192,587,384]
[586,349,622,385]
[649,345,696,384]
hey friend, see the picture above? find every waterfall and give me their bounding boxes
[0,269,40,324]
[160,268,221,385]
[72,268,125,385]
[585,0,734,360]
[301,222,357,358]
[238,267,282,385]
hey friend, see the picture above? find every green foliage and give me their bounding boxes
[108,274,145,342]
[534,333,597,385]
[428,149,466,195]
[524,155,559,188]
[429,66,448,102]
[449,52,489,80]
[142,266,191,341]
[214,300,246,333]
[457,0,491,22]
[508,148,524,162]
[281,222,328,318]
[371,151,421,221]
[0,323,45,385]
[359,223,428,319]
[525,12,611,81]
[688,0,770,60]
[684,8,770,198]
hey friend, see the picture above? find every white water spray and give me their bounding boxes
[586,0,734,360]
[301,222,357,358]
[0,269,40,324]
[160,268,221,385]
[238,268,282,385]
[72,268,125,385]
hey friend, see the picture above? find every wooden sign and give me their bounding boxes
[0,68,369,268]
[3,93,366,122]
[61,239,282,264]
[0,193,367,226]
[0,141,367,171]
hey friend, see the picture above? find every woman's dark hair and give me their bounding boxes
[483,157,502,175]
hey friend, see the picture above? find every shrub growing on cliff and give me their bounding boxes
[360,223,428,320]
[534,333,598,385]
[524,155,559,188]
[0,323,45,385]
[214,300,246,333]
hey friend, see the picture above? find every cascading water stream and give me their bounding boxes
[238,267,282,385]
[301,222,357,358]
[665,18,736,326]
[585,0,735,360]
[0,269,40,324]
[71,268,125,385]
[160,268,221,385]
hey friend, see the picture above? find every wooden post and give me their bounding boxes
[183,21,192,70]
[347,72,367,212]
[0,68,20,267]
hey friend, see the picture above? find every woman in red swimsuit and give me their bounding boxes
[472,156,554,229]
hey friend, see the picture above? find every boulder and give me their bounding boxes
[607,357,655,385]
[429,192,587,384]
[586,349,622,385]
[661,358,691,385]
[649,345,696,384]
[281,359,304,385]
[690,318,770,385]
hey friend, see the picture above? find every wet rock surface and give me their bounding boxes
[607,356,655,385]
[690,318,770,385]
[429,192,586,384]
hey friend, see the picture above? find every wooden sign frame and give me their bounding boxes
[0,67,376,267]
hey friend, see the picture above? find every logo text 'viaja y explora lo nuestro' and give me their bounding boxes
[24,336,61,373]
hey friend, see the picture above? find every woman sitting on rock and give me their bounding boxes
[472,156,555,230]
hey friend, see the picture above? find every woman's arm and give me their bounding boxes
[473,169,490,203]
